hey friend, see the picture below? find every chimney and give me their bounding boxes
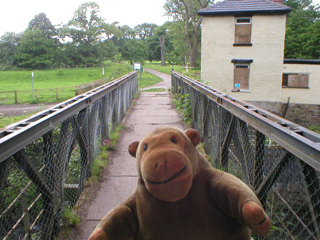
[271,0,283,4]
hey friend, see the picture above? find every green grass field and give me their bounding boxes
[0,64,132,104]
[1,68,107,91]
[0,65,164,128]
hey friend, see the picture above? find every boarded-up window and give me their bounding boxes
[235,17,252,44]
[282,73,309,88]
[234,64,250,90]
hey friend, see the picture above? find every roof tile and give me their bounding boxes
[198,0,291,16]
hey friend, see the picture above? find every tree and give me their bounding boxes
[66,2,104,45]
[62,2,122,65]
[146,35,162,62]
[164,0,214,67]
[134,23,158,40]
[0,32,21,67]
[27,13,57,38]
[15,28,57,69]
[119,25,137,39]
[284,0,320,59]
[119,38,147,64]
[159,35,166,66]
[163,21,188,64]
[146,22,178,64]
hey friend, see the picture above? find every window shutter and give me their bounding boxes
[287,74,309,88]
[235,24,252,44]
[283,73,309,88]
[297,74,309,88]
[234,65,250,90]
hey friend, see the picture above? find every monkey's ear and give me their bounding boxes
[185,129,200,146]
[128,141,140,158]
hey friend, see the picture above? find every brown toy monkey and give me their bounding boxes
[89,126,271,240]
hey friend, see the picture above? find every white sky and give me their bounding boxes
[0,0,319,37]
[0,0,170,36]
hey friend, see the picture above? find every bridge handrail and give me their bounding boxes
[0,71,138,163]
[172,71,320,170]
[0,71,138,240]
[172,71,320,239]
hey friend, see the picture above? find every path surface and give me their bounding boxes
[0,103,58,117]
[74,69,186,239]
[142,68,172,91]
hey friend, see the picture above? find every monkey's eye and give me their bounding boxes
[171,137,177,144]
[143,144,148,151]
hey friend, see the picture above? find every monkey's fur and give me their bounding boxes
[89,126,270,240]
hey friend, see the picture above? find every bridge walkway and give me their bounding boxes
[74,69,186,239]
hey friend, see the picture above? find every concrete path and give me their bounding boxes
[77,69,186,239]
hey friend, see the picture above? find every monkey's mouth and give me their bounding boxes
[144,165,187,185]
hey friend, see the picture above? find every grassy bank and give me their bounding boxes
[0,63,132,104]
[139,70,163,89]
[0,113,36,128]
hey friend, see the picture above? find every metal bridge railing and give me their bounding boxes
[0,71,138,240]
[172,71,320,240]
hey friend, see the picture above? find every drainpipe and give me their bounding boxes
[283,97,290,118]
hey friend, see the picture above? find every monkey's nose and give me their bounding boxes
[155,160,168,169]
[155,160,169,180]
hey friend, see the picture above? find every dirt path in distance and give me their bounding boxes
[0,103,58,117]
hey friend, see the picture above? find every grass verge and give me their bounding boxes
[89,125,125,182]
[139,71,163,89]
[141,88,166,92]
[58,125,125,239]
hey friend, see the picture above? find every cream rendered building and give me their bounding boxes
[198,0,320,124]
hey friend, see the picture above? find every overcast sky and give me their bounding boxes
[0,0,169,36]
[0,0,320,37]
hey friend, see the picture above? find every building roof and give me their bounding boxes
[284,59,320,65]
[198,0,291,16]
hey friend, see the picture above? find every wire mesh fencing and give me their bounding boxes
[172,71,320,240]
[0,71,138,240]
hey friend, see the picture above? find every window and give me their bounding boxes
[234,17,252,46]
[234,64,250,91]
[282,73,309,88]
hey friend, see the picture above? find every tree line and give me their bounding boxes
[284,0,320,59]
[0,0,319,70]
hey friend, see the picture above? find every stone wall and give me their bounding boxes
[247,100,319,128]
[281,103,320,128]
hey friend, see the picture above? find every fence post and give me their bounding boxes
[14,90,18,104]
[301,162,320,239]
[220,115,236,172]
[254,131,265,190]
[56,88,59,100]
[21,191,31,240]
